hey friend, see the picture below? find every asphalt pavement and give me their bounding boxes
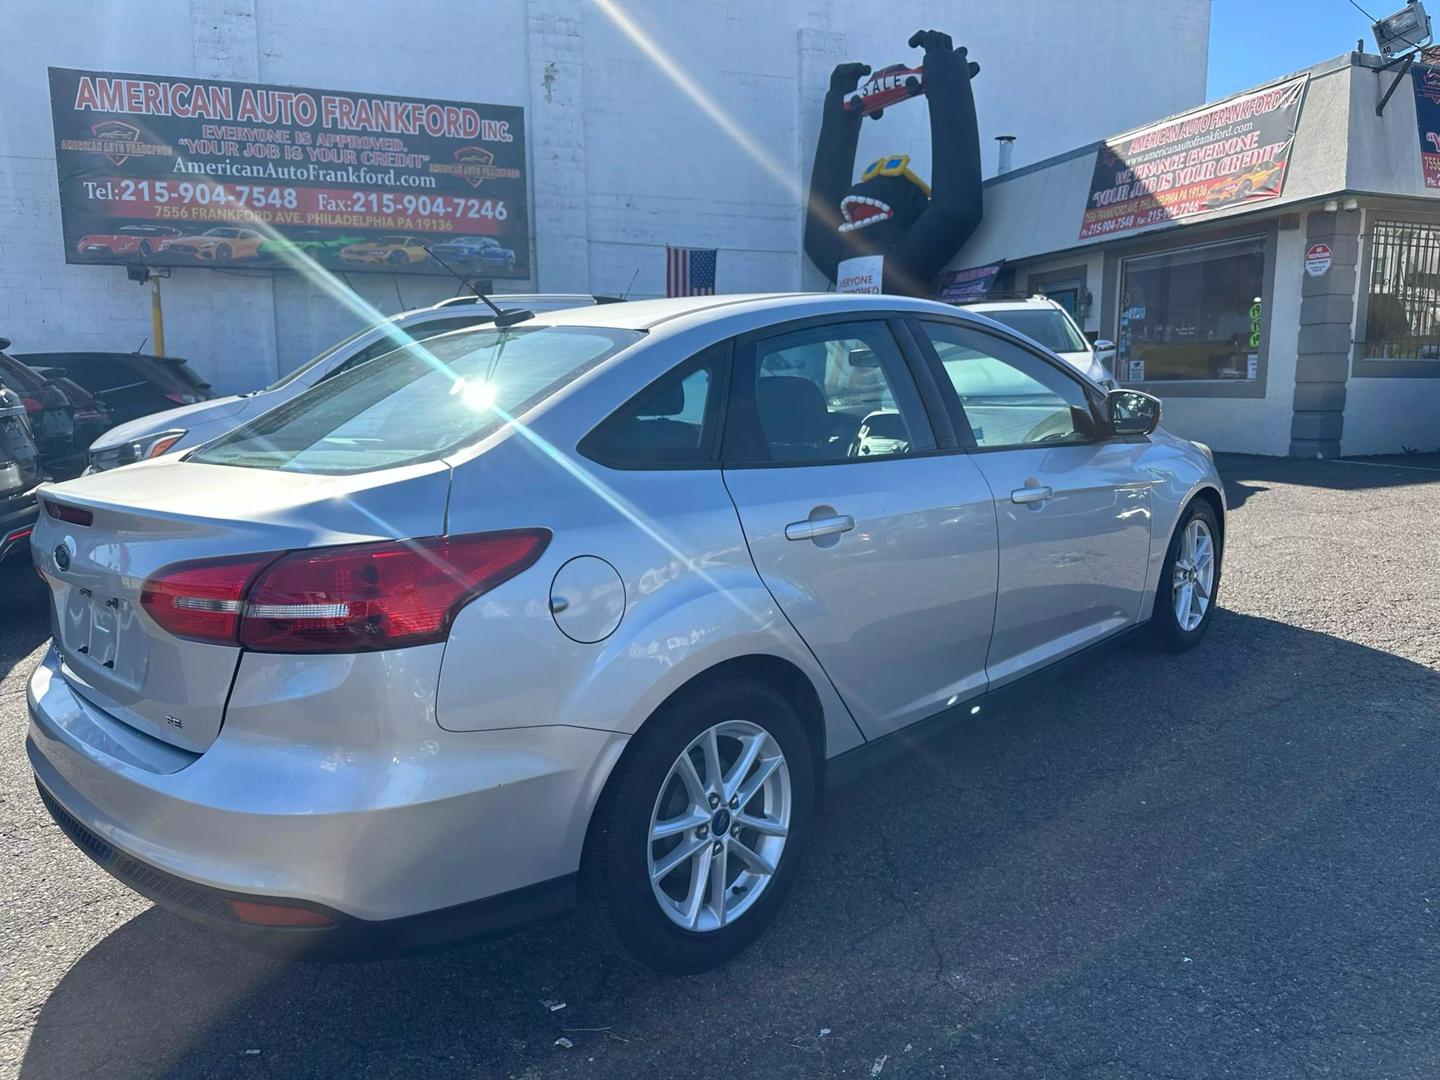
[2,454,1439,1079]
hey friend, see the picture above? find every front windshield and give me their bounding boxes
[191,324,642,473]
[983,308,1089,354]
[264,325,377,392]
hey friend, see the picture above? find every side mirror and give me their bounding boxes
[1108,388,1161,436]
[1093,339,1116,354]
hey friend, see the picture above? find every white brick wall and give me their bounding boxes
[1,1,1211,392]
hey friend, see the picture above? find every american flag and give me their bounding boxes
[666,246,717,297]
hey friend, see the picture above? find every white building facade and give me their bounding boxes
[0,0,1211,393]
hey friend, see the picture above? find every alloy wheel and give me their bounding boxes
[1172,517,1216,631]
[647,719,791,932]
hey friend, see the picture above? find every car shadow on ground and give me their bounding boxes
[19,609,1440,1079]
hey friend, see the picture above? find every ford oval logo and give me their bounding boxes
[53,544,70,571]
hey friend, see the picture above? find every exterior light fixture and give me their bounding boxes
[1374,2,1431,56]
[1342,197,1360,211]
[1323,198,1341,213]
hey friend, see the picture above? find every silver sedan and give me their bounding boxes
[25,293,1223,973]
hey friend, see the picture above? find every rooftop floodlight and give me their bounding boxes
[1374,2,1431,56]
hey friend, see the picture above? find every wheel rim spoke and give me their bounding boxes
[730,838,776,876]
[708,842,729,928]
[723,733,764,802]
[734,754,782,809]
[735,812,788,837]
[650,810,709,842]
[701,728,723,794]
[651,834,708,883]
[681,846,713,929]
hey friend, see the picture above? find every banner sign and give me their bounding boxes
[47,67,529,277]
[1079,74,1307,240]
[935,260,1003,303]
[1411,63,1440,188]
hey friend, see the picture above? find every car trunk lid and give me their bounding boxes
[30,457,451,752]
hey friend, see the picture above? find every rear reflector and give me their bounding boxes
[139,530,549,652]
[44,500,93,526]
[227,899,334,928]
[240,530,550,653]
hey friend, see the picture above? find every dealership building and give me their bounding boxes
[3,4,1436,456]
[952,50,1440,458]
[2,1,1208,390]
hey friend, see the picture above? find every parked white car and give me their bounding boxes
[85,294,615,472]
[965,296,1117,389]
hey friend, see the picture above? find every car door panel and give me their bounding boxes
[720,317,999,740]
[724,457,998,737]
[966,444,1152,685]
[914,319,1153,686]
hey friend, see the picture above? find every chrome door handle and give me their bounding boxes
[1010,485,1053,505]
[785,514,855,541]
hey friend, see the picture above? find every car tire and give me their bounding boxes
[216,244,232,262]
[1149,497,1222,651]
[388,250,408,266]
[139,240,153,258]
[580,674,817,975]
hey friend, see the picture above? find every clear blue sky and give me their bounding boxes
[1207,0,1377,99]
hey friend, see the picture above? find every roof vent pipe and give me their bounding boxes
[995,134,1016,174]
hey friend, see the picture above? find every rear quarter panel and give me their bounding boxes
[436,436,865,758]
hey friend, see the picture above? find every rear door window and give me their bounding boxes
[189,324,642,474]
[581,347,725,467]
[724,320,933,464]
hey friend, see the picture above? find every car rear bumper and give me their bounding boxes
[33,777,576,959]
[26,645,627,952]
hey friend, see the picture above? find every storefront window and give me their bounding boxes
[1116,237,1265,382]
[1365,220,1440,360]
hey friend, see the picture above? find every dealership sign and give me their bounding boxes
[1410,63,1440,188]
[47,67,528,277]
[1079,74,1308,240]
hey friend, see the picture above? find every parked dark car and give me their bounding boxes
[0,384,42,561]
[0,348,85,479]
[12,351,213,427]
[28,368,112,456]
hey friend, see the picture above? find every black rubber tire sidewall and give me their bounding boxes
[1150,498,1222,651]
[580,675,817,975]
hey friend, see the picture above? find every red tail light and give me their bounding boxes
[139,530,549,652]
[163,393,199,405]
[240,531,549,653]
[44,500,94,526]
[140,553,276,645]
[21,397,41,415]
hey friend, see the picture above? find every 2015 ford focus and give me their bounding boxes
[25,294,1224,974]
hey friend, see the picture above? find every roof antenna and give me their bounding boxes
[422,243,533,327]
[133,336,148,355]
[621,267,640,300]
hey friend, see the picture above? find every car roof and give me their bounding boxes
[524,292,971,332]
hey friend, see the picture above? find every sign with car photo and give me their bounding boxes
[1078,74,1307,240]
[47,67,529,277]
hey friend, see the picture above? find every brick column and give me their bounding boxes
[1289,210,1360,458]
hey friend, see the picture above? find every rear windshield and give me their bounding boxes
[980,308,1088,354]
[189,324,642,474]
